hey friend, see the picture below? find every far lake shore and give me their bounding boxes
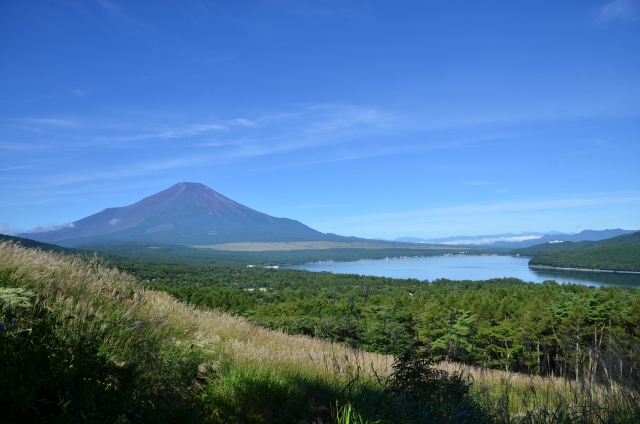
[528,264,640,275]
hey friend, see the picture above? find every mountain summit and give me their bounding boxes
[24,183,343,247]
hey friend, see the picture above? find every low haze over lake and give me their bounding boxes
[287,255,640,288]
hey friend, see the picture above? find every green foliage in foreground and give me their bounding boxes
[0,290,204,423]
[530,245,640,272]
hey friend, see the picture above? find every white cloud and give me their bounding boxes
[109,218,122,225]
[597,0,640,24]
[439,235,541,245]
[234,118,259,127]
[312,194,640,234]
[26,222,75,233]
[0,223,19,235]
[463,181,499,186]
[19,118,80,128]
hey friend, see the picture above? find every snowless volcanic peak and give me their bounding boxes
[125,182,268,218]
[22,182,341,246]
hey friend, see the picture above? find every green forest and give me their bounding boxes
[111,259,640,379]
[529,245,640,272]
[515,231,640,256]
[523,232,640,272]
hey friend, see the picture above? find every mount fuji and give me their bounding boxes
[22,183,348,247]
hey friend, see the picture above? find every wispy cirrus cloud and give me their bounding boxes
[3,103,524,187]
[287,203,346,209]
[18,118,81,128]
[312,194,640,235]
[95,0,141,25]
[596,0,640,25]
[463,181,499,186]
[42,156,204,187]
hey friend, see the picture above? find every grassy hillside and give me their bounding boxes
[0,239,402,423]
[0,233,84,254]
[517,231,640,272]
[2,240,640,423]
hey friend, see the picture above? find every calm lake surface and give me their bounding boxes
[286,255,640,288]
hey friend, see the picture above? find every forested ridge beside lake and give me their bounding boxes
[121,260,640,378]
[514,231,640,256]
[521,232,640,272]
[529,245,640,272]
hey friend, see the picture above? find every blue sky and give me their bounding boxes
[1,0,639,239]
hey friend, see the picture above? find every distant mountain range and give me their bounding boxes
[20,183,351,247]
[393,229,638,248]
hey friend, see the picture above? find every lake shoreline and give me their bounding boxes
[528,265,640,275]
[287,255,640,287]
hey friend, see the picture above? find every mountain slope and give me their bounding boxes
[21,183,348,247]
[521,231,640,272]
[514,231,640,256]
[529,246,640,272]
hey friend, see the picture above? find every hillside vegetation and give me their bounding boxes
[112,260,640,376]
[530,245,640,272]
[518,231,640,272]
[3,241,640,423]
[0,241,395,423]
[515,231,640,256]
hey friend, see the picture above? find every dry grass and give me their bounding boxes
[438,360,640,421]
[0,241,392,381]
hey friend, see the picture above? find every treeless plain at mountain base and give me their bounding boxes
[191,241,472,252]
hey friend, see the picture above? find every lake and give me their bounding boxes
[286,255,640,288]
